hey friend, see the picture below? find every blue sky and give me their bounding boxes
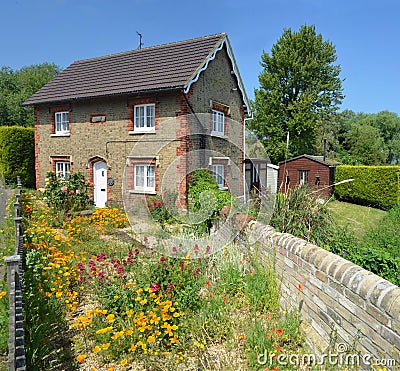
[2,0,400,114]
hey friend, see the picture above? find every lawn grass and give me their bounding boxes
[327,200,387,241]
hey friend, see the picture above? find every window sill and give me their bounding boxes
[129,189,156,195]
[128,130,156,135]
[211,132,227,138]
[51,133,70,137]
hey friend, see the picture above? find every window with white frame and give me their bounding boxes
[55,111,70,134]
[211,164,225,188]
[134,104,155,131]
[212,110,224,135]
[56,161,70,179]
[134,164,155,192]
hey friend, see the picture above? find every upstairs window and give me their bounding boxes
[55,111,70,134]
[134,164,155,192]
[56,161,70,179]
[134,104,155,131]
[212,110,225,135]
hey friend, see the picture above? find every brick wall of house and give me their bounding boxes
[278,158,335,197]
[34,92,181,205]
[245,221,400,364]
[189,46,245,197]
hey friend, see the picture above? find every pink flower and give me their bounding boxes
[69,190,75,195]
[61,186,67,191]
[76,189,81,194]
[150,283,161,292]
[160,256,166,262]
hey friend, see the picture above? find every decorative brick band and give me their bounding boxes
[245,221,400,361]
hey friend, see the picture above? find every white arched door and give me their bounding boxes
[93,161,107,207]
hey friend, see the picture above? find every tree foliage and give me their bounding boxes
[0,126,35,187]
[250,25,344,163]
[318,109,400,165]
[0,63,61,127]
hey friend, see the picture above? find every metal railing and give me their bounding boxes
[4,177,26,370]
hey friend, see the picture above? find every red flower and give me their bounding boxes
[150,283,161,292]
[205,280,211,286]
[160,256,166,262]
[223,297,227,302]
[276,329,283,336]
[297,283,304,291]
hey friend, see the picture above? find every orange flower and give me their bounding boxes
[76,354,86,363]
[275,346,284,352]
[276,329,283,336]
[297,283,304,291]
[266,333,271,338]
[265,315,270,320]
[223,297,227,302]
[93,345,101,353]
[205,280,211,286]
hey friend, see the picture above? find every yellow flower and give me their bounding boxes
[120,359,128,366]
[128,343,137,352]
[106,314,115,323]
[96,326,113,335]
[147,335,155,343]
[111,331,124,340]
[0,291,7,299]
[102,343,110,350]
[93,345,101,353]
[126,309,134,317]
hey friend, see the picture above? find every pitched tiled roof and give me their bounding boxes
[278,154,341,167]
[23,33,228,106]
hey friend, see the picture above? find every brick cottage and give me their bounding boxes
[23,33,251,209]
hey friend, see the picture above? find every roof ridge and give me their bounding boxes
[74,33,227,65]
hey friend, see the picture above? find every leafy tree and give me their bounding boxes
[346,124,388,165]
[322,110,400,165]
[250,25,344,163]
[0,63,61,127]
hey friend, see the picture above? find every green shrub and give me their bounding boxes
[0,126,35,187]
[334,165,400,210]
[187,169,231,233]
[42,171,93,215]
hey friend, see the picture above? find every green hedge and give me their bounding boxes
[0,126,35,188]
[334,165,400,210]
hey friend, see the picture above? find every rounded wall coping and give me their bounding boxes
[247,222,400,317]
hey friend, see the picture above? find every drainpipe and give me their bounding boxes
[243,113,254,203]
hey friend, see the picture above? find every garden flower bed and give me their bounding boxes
[21,191,304,370]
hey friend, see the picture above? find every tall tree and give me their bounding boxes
[0,63,61,127]
[249,25,344,163]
